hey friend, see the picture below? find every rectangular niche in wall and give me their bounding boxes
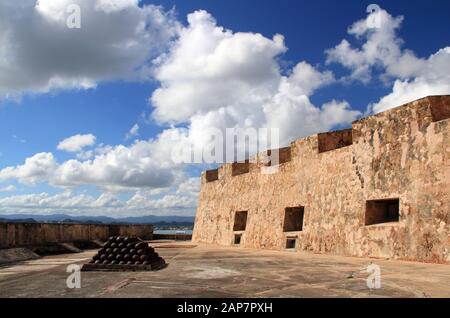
[283,206,304,232]
[365,199,400,225]
[232,161,250,176]
[317,128,353,153]
[285,238,297,249]
[264,147,292,166]
[234,234,242,245]
[429,96,450,122]
[205,169,219,182]
[233,211,248,231]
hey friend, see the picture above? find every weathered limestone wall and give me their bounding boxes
[0,222,153,248]
[193,95,450,263]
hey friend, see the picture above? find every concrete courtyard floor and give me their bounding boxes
[0,241,449,298]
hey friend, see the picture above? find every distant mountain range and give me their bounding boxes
[0,214,195,225]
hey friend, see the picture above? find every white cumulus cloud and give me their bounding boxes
[125,124,140,140]
[0,0,179,99]
[325,7,450,112]
[1,136,185,191]
[0,179,198,216]
[1,7,447,217]
[0,152,57,185]
[0,185,17,192]
[151,10,360,153]
[370,47,450,113]
[57,134,96,152]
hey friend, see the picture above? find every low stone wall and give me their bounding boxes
[0,222,153,249]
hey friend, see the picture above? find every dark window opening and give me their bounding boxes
[283,207,304,232]
[205,169,219,182]
[285,238,297,249]
[233,211,248,231]
[232,161,250,176]
[365,199,400,225]
[234,234,242,245]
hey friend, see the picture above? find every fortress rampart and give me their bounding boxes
[193,95,450,263]
[0,222,153,248]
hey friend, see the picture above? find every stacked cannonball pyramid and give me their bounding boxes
[82,236,166,271]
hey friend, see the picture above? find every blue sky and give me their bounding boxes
[0,0,449,217]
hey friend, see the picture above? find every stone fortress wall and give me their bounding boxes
[193,95,450,264]
[0,222,153,248]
